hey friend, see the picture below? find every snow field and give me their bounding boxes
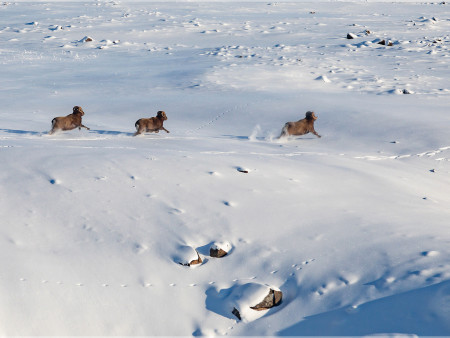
[1,1,450,335]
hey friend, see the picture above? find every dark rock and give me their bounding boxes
[176,246,203,266]
[250,289,283,311]
[190,253,203,266]
[377,39,394,46]
[179,255,202,266]
[232,307,241,320]
[210,247,228,258]
[231,288,283,320]
[210,242,231,258]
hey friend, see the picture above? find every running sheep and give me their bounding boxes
[134,110,169,136]
[49,106,90,134]
[279,111,321,138]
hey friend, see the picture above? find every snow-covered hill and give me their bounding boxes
[1,1,449,335]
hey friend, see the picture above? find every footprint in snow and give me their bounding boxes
[133,242,148,254]
[422,250,439,257]
[338,274,359,285]
[169,208,185,215]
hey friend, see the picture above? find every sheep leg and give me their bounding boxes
[79,124,90,131]
[161,127,170,133]
[134,127,145,136]
[312,130,321,138]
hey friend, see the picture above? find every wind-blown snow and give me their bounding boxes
[1,1,449,336]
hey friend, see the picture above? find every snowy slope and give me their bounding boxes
[1,1,450,335]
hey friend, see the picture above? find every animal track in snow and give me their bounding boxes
[338,274,359,286]
[133,242,148,254]
[13,257,317,293]
[313,275,357,296]
[169,208,185,215]
[355,146,450,161]
[422,250,439,257]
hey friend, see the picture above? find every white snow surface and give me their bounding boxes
[173,245,201,266]
[211,241,232,253]
[1,1,450,336]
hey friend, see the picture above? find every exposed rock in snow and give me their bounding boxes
[80,36,93,43]
[236,166,250,173]
[377,39,394,46]
[315,75,331,83]
[210,241,232,258]
[174,245,203,266]
[250,288,283,311]
[229,283,283,322]
[49,25,63,31]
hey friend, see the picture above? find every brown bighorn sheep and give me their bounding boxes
[134,110,169,136]
[279,111,321,138]
[49,106,90,134]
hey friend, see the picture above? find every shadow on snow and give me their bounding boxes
[0,128,135,137]
[278,280,450,336]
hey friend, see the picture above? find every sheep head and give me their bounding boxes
[73,106,85,116]
[157,111,167,121]
[305,111,317,121]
